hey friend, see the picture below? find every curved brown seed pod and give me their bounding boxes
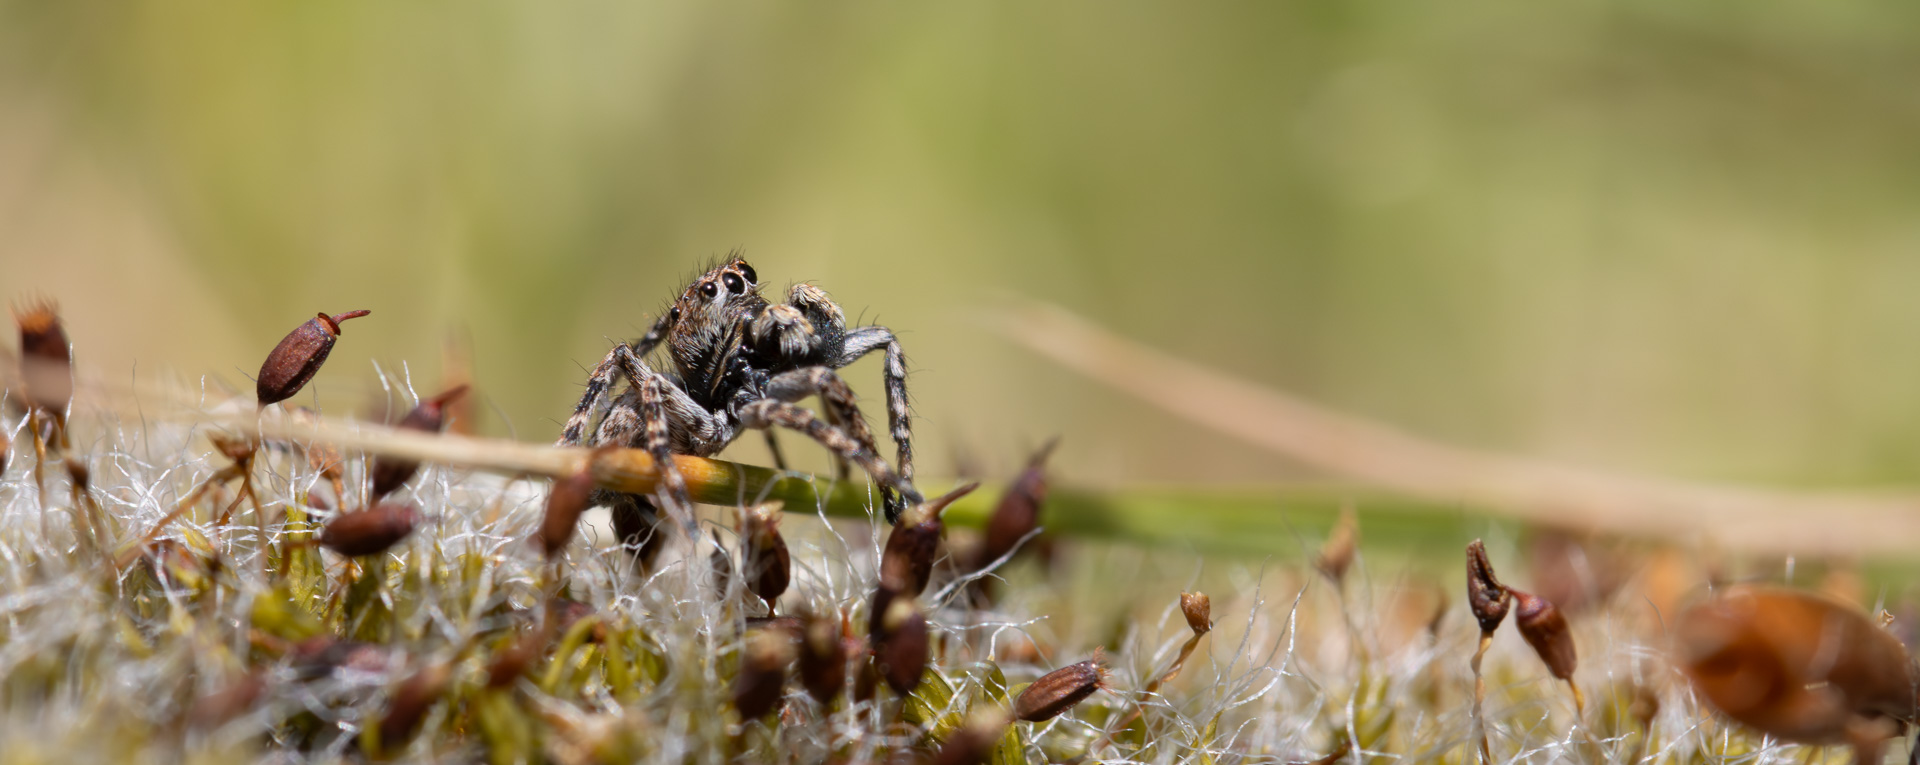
[377,662,453,750]
[876,596,929,696]
[980,439,1058,567]
[319,502,420,557]
[733,628,794,721]
[1013,649,1109,722]
[256,310,369,407]
[14,300,71,415]
[1674,584,1918,744]
[1511,589,1576,680]
[484,628,544,689]
[881,482,979,596]
[739,502,791,609]
[1466,540,1512,634]
[1181,592,1213,636]
[537,447,607,558]
[1314,505,1358,583]
[367,384,468,498]
[797,614,848,704]
[933,708,1011,765]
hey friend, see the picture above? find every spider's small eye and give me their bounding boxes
[722,272,745,293]
[738,263,757,284]
[700,282,719,299]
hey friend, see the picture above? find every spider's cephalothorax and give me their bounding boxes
[558,256,922,554]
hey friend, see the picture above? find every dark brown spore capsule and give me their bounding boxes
[1181,592,1213,636]
[537,449,605,558]
[797,614,848,704]
[256,310,370,407]
[1466,539,1512,634]
[186,671,268,731]
[289,637,390,680]
[377,663,453,749]
[1013,650,1108,722]
[876,596,929,696]
[733,629,793,721]
[980,440,1057,567]
[14,300,71,415]
[933,709,1012,765]
[548,598,607,644]
[1511,589,1576,680]
[319,502,421,557]
[369,384,469,499]
[738,502,791,609]
[485,625,548,689]
[1315,505,1359,583]
[880,482,979,596]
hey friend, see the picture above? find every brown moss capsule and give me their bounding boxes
[875,596,929,696]
[1674,584,1917,744]
[1181,591,1213,636]
[1315,505,1358,583]
[485,626,547,689]
[319,502,421,557]
[1512,589,1576,680]
[537,448,606,558]
[369,384,469,499]
[797,614,848,704]
[733,628,794,721]
[1013,650,1109,722]
[290,637,390,680]
[738,502,791,610]
[256,310,370,407]
[186,671,268,731]
[1466,539,1512,634]
[933,708,1011,765]
[549,598,607,644]
[980,439,1058,567]
[881,482,978,596]
[14,300,71,416]
[377,662,453,750]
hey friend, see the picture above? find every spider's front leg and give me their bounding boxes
[563,343,705,539]
[556,310,677,446]
[762,366,905,517]
[781,283,915,488]
[738,399,923,521]
[836,325,915,490]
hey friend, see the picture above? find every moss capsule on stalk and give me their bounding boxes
[256,310,369,407]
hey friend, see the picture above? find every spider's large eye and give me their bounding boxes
[700,281,719,300]
[738,263,757,284]
[722,272,746,293]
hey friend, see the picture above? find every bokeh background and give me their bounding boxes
[5,2,1920,492]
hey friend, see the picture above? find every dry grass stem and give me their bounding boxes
[996,299,1920,557]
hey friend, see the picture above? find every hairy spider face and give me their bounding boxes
[666,257,771,408]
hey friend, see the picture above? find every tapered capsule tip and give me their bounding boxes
[324,310,372,333]
[1466,539,1512,633]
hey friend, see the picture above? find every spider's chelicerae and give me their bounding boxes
[558,256,923,553]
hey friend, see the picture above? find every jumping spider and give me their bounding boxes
[558,256,923,554]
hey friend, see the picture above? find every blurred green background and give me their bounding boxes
[5,1,1920,491]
